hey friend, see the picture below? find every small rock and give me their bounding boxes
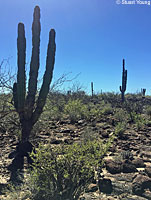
[98,178,112,194]
[85,183,98,193]
[78,120,85,125]
[145,167,151,178]
[102,131,109,138]
[132,158,146,168]
[64,138,73,144]
[123,160,137,173]
[105,159,122,174]
[118,133,129,140]
[51,138,62,144]
[102,125,112,130]
[113,173,134,182]
[143,190,151,200]
[132,174,151,195]
[123,195,148,200]
[112,182,131,195]
[60,128,73,133]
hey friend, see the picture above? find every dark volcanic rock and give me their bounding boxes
[101,131,109,138]
[105,159,122,174]
[112,182,132,195]
[132,158,146,168]
[51,138,62,144]
[145,167,151,178]
[60,128,74,133]
[98,178,112,194]
[123,160,137,173]
[105,159,137,174]
[132,175,151,195]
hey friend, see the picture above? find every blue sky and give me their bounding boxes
[0,0,151,94]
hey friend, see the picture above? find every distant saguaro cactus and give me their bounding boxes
[141,88,146,98]
[13,6,56,143]
[91,82,94,97]
[119,59,127,102]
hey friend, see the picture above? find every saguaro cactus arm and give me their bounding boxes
[13,23,26,113]
[13,83,18,111]
[25,6,41,118]
[32,29,56,125]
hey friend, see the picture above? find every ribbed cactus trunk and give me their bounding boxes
[13,6,56,144]
[119,59,127,103]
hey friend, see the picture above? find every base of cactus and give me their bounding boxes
[8,141,35,183]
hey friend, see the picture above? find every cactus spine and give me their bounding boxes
[13,6,56,142]
[119,59,127,102]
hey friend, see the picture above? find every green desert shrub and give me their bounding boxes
[98,92,120,107]
[114,108,128,123]
[124,100,144,115]
[146,106,151,118]
[132,113,146,131]
[86,103,102,120]
[101,103,113,115]
[64,99,88,122]
[45,96,64,120]
[80,127,100,141]
[115,122,127,138]
[47,92,66,113]
[28,138,112,200]
[3,137,114,200]
[129,112,146,127]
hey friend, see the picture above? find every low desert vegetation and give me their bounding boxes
[1,91,151,199]
[3,135,114,200]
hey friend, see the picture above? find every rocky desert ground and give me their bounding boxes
[1,93,151,199]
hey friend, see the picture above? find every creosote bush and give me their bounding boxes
[115,122,127,138]
[2,137,114,200]
[86,103,102,120]
[27,138,113,200]
[64,99,88,122]
[101,103,113,115]
[132,113,146,131]
[98,92,121,107]
[114,108,128,123]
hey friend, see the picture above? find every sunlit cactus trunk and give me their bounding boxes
[13,6,56,143]
[119,59,127,102]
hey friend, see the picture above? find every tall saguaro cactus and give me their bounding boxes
[119,59,127,102]
[13,6,56,143]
